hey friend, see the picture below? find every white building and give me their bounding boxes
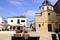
[7,16,27,31]
[0,16,7,31]
[29,20,35,27]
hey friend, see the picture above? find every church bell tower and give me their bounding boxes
[35,0,57,32]
[40,0,54,12]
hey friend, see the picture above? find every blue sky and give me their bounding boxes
[0,0,57,21]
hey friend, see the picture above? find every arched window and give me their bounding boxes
[48,13,50,15]
[39,24,41,27]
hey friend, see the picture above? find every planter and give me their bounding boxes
[24,30,28,33]
[16,30,21,33]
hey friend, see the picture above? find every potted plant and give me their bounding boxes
[16,30,21,33]
[24,29,28,33]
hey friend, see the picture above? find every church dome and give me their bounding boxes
[42,0,52,6]
[40,0,54,12]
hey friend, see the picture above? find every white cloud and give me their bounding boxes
[24,10,40,17]
[23,10,40,21]
[9,1,22,6]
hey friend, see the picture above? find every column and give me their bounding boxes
[15,26,17,30]
[12,26,13,31]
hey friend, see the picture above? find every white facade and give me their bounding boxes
[7,18,27,26]
[0,16,5,24]
[40,0,54,12]
[41,6,54,12]
[0,16,7,30]
[7,16,27,31]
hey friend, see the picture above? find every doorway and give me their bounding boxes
[48,24,52,32]
[17,26,20,30]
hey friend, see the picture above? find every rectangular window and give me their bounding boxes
[21,20,25,22]
[48,24,52,32]
[17,19,20,24]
